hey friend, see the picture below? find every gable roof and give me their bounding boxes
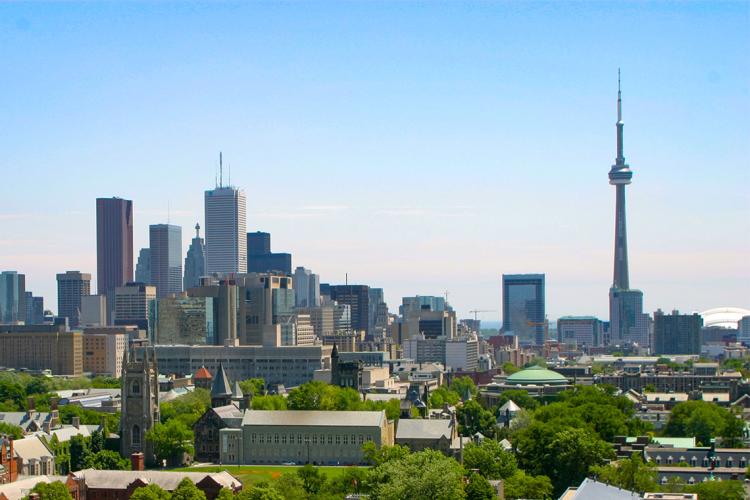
[12,436,54,461]
[565,478,640,500]
[71,469,242,491]
[194,366,213,380]
[396,419,452,440]
[211,363,232,397]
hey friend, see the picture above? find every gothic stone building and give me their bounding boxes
[120,347,160,465]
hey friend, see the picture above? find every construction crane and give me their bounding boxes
[468,310,497,334]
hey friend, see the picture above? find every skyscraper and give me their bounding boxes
[247,231,292,274]
[56,271,92,327]
[96,197,134,321]
[607,73,649,347]
[0,271,26,324]
[330,285,370,338]
[293,266,320,308]
[653,309,702,355]
[135,248,151,284]
[149,224,183,298]
[204,158,247,275]
[184,223,206,290]
[24,291,44,325]
[501,274,545,346]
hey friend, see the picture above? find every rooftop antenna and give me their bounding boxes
[219,152,223,188]
[345,273,348,286]
[228,161,231,188]
[167,201,170,224]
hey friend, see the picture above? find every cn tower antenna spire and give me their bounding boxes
[617,68,622,122]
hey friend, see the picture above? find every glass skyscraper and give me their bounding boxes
[205,186,247,275]
[149,224,183,298]
[502,274,546,346]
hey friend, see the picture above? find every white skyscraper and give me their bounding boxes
[204,160,247,275]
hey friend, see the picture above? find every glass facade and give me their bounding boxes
[502,274,545,346]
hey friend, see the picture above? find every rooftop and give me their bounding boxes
[242,410,386,428]
[396,419,452,440]
[505,365,569,385]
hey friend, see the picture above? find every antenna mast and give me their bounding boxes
[219,152,223,188]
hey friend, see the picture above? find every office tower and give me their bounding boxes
[368,288,389,338]
[135,248,151,284]
[153,294,217,346]
[653,309,703,355]
[187,279,239,346]
[399,296,448,317]
[0,271,26,324]
[294,313,316,346]
[240,273,294,346]
[333,302,352,334]
[501,274,546,346]
[114,282,156,331]
[149,224,183,298]
[739,316,750,345]
[24,291,44,325]
[330,285,370,338]
[247,231,292,274]
[184,223,206,290]
[81,295,107,327]
[204,167,247,275]
[557,316,604,348]
[606,73,649,347]
[293,266,320,308]
[96,197,134,321]
[56,271,91,327]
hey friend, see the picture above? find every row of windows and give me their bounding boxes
[250,433,372,446]
[652,455,747,467]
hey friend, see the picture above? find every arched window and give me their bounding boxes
[726,457,733,467]
[667,456,673,465]
[690,457,697,466]
[132,381,141,395]
[688,477,695,484]
[132,425,141,446]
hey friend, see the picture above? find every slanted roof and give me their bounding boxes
[498,400,521,413]
[211,363,232,397]
[71,469,241,491]
[242,410,385,428]
[566,478,640,500]
[232,381,244,399]
[0,476,66,500]
[13,436,54,461]
[396,419,452,440]
[194,366,213,380]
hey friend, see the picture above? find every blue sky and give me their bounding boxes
[1,1,748,322]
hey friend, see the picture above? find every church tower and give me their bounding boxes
[120,346,160,465]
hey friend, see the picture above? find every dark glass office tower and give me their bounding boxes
[330,285,370,338]
[96,197,133,321]
[149,224,183,298]
[502,274,545,346]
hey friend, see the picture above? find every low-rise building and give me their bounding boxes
[0,325,82,376]
[82,330,128,377]
[220,410,394,466]
[395,418,456,454]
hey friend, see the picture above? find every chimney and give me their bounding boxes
[50,397,58,411]
[131,452,145,471]
[26,397,35,418]
[72,417,80,429]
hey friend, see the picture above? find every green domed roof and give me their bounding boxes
[506,366,568,386]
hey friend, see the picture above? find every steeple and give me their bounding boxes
[210,362,233,408]
[195,223,201,239]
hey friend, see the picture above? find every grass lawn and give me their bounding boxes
[173,464,360,486]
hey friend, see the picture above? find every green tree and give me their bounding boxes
[664,400,742,446]
[146,419,194,465]
[171,478,206,500]
[238,378,266,396]
[0,421,24,439]
[287,381,335,410]
[25,377,52,396]
[370,449,466,500]
[684,480,745,500]
[465,472,495,500]
[362,442,410,466]
[492,389,538,411]
[502,362,520,375]
[237,487,283,500]
[463,439,517,479]
[69,434,92,472]
[130,484,171,500]
[214,489,235,500]
[504,470,553,500]
[159,388,211,428]
[457,400,497,438]
[85,449,130,470]
[324,466,371,497]
[23,481,72,500]
[269,473,307,500]
[428,386,461,409]
[251,394,288,410]
[547,428,614,494]
[590,453,658,492]
[296,464,326,495]
[450,376,478,400]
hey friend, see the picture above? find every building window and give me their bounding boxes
[281,434,287,444]
[335,435,341,445]
[666,456,673,465]
[258,434,264,444]
[741,457,747,467]
[726,457,733,467]
[328,435,333,445]
[690,457,697,466]
[274,434,279,444]
[132,381,140,395]
[343,435,348,445]
[351,434,356,444]
[297,434,302,444]
[312,435,318,445]
[132,425,141,446]
[251,433,256,443]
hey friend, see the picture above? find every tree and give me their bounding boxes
[450,376,478,400]
[590,453,658,492]
[465,472,495,500]
[664,401,742,446]
[171,478,207,500]
[215,489,235,500]
[370,449,466,500]
[237,487,283,500]
[362,442,410,466]
[502,362,520,375]
[268,473,307,500]
[503,471,553,500]
[457,400,497,438]
[23,481,72,500]
[547,428,614,494]
[463,439,517,479]
[428,386,461,409]
[146,419,194,464]
[492,389,538,411]
[251,394,287,410]
[684,480,745,500]
[0,421,24,439]
[324,466,371,496]
[160,388,211,428]
[296,464,325,495]
[130,484,171,500]
[69,434,91,472]
[86,449,130,470]
[238,378,266,396]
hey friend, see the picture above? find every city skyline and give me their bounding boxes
[1,2,748,320]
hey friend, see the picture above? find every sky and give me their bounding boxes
[1,1,748,323]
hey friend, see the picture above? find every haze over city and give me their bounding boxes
[1,2,748,321]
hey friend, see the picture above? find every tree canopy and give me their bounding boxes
[664,400,744,446]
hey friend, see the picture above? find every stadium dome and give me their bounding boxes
[700,307,750,329]
[505,365,569,386]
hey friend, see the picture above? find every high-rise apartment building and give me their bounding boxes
[0,324,83,375]
[502,274,545,346]
[184,223,206,290]
[653,309,703,355]
[0,271,26,324]
[135,248,151,284]
[96,197,134,321]
[114,282,156,331]
[557,316,604,348]
[330,285,370,338]
[293,266,320,308]
[149,224,182,298]
[606,74,649,347]
[56,271,91,327]
[205,175,247,275]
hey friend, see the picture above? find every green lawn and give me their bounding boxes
[173,464,359,486]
